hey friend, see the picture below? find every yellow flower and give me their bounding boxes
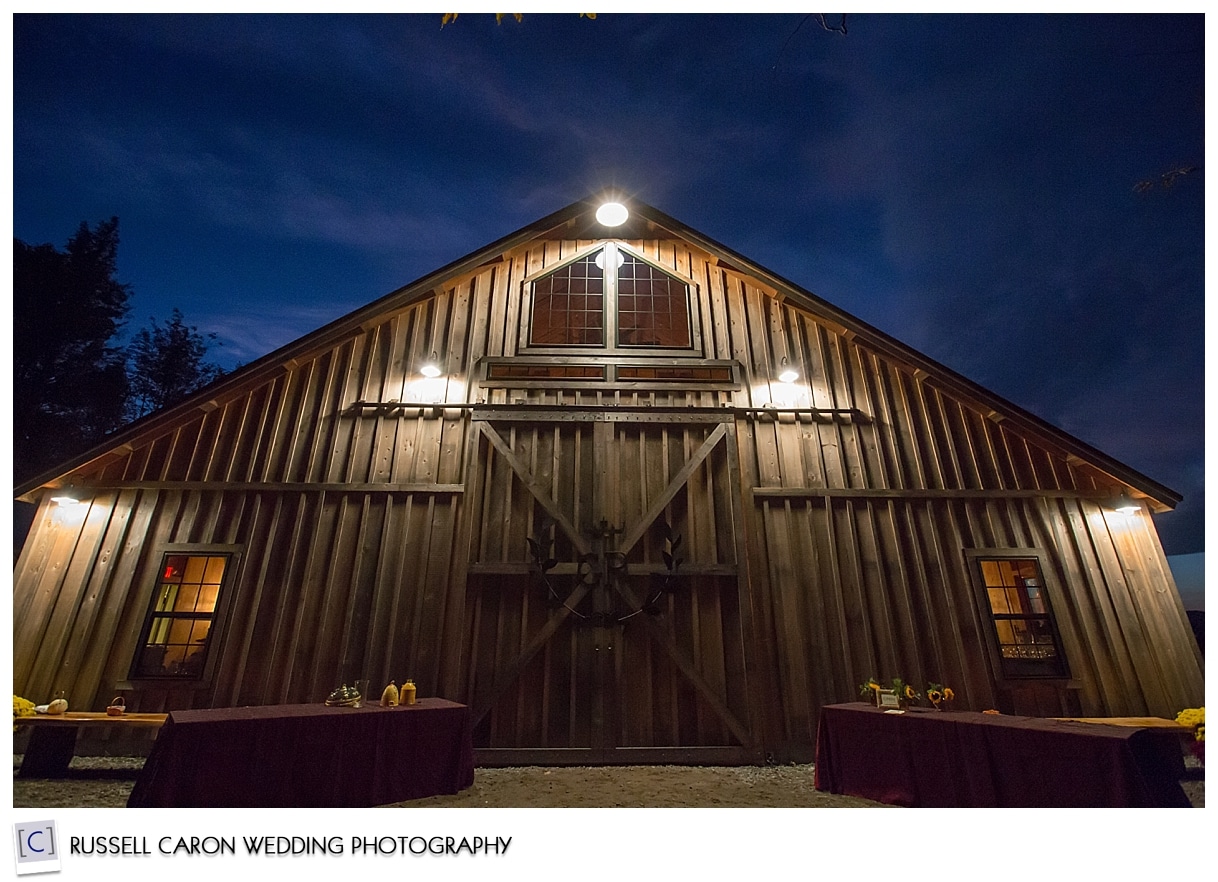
[905,685,917,699]
[927,689,943,703]
[943,687,955,701]
[13,695,36,732]
[1176,707,1205,730]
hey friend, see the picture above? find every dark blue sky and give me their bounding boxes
[11,13,1205,554]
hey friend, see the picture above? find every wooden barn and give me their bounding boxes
[13,198,1204,765]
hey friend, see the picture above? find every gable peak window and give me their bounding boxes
[527,243,694,351]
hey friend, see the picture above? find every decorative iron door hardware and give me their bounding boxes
[527,518,682,627]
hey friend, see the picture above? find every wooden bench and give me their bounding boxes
[14,712,168,778]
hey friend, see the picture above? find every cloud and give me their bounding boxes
[190,303,363,367]
[19,111,484,258]
[14,13,1204,557]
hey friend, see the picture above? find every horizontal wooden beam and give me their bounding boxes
[473,406,734,424]
[752,487,1098,501]
[343,402,472,421]
[346,402,866,424]
[477,380,741,392]
[72,481,464,495]
[467,562,737,577]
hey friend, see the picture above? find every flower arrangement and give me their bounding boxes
[925,683,956,710]
[858,678,925,707]
[896,680,920,704]
[1176,707,1204,766]
[1176,707,1204,741]
[13,695,36,731]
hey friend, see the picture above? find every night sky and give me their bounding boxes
[11,13,1205,555]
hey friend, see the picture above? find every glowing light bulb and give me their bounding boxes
[596,202,628,226]
[594,250,624,270]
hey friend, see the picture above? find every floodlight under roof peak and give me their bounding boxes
[596,202,629,227]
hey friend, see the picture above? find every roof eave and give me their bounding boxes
[631,203,1182,512]
[14,200,595,501]
[15,197,1182,513]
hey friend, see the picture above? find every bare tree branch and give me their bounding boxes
[816,13,848,36]
[772,13,848,72]
[1134,164,1200,194]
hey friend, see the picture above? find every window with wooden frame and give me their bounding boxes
[131,552,232,679]
[525,243,697,352]
[480,359,738,387]
[971,554,1068,679]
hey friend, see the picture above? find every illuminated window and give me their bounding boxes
[616,366,733,382]
[616,254,691,348]
[528,244,693,350]
[132,553,230,678]
[487,364,606,380]
[974,556,1068,678]
[529,252,605,346]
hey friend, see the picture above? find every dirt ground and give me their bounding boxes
[12,755,1203,809]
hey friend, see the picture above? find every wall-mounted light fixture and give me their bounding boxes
[420,352,443,378]
[49,494,81,507]
[777,357,800,384]
[1111,492,1140,515]
[596,201,629,227]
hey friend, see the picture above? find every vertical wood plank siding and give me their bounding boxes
[13,238,1203,760]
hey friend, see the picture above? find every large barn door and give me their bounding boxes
[464,407,758,765]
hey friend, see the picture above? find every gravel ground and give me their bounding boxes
[12,757,886,808]
[12,755,1202,809]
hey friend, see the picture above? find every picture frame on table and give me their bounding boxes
[877,689,901,709]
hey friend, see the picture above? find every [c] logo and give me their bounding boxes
[12,820,61,875]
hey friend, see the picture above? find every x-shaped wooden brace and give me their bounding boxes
[472,420,749,747]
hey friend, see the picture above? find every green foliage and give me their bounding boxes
[13,219,131,481]
[126,309,226,420]
[14,218,227,482]
[858,677,925,704]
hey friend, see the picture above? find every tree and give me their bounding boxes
[13,218,131,482]
[440,13,596,26]
[125,309,226,420]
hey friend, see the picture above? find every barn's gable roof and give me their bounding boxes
[15,197,1180,510]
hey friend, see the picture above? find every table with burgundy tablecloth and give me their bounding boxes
[127,698,475,808]
[814,702,1188,808]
